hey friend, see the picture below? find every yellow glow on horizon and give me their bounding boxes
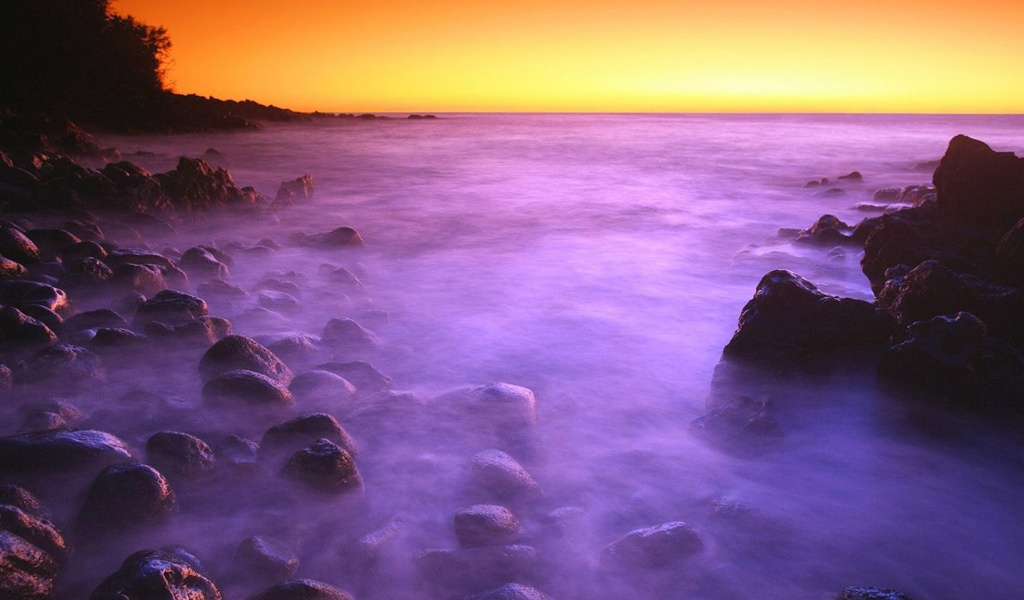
[114,0,1024,113]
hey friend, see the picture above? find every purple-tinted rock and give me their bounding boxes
[199,335,293,384]
[203,370,294,408]
[601,522,704,570]
[933,134,1024,230]
[146,432,216,480]
[0,530,58,600]
[0,504,69,564]
[837,587,915,600]
[281,439,362,495]
[0,429,131,474]
[315,361,392,396]
[89,547,221,600]
[321,318,377,353]
[134,289,209,327]
[413,545,538,595]
[78,463,176,535]
[231,536,299,585]
[454,505,523,548]
[0,306,57,353]
[0,226,40,264]
[274,175,314,204]
[466,449,541,504]
[249,579,353,600]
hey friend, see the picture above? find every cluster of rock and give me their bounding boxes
[698,135,1024,455]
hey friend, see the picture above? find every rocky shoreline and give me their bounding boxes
[1,117,1019,600]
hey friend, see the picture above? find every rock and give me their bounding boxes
[78,463,176,536]
[0,254,27,279]
[134,289,209,327]
[343,391,426,453]
[111,263,167,296]
[873,188,901,201]
[860,206,999,295]
[898,185,936,206]
[315,361,392,396]
[722,270,894,368]
[203,370,295,409]
[0,504,69,564]
[18,304,62,335]
[601,522,703,570]
[215,435,261,472]
[794,214,856,246]
[146,432,216,480]
[258,291,300,312]
[414,545,538,595]
[231,536,299,585]
[261,413,358,459]
[837,587,915,600]
[996,217,1024,285]
[838,171,863,181]
[292,227,366,249]
[454,505,523,548]
[18,410,67,433]
[156,157,258,212]
[62,309,128,334]
[469,584,552,600]
[0,485,46,517]
[24,229,80,262]
[199,335,293,384]
[89,547,221,600]
[287,372,352,404]
[274,175,314,204]
[105,248,175,269]
[466,449,541,504]
[933,134,1024,230]
[180,246,230,279]
[256,333,322,364]
[249,579,354,600]
[689,395,783,453]
[23,343,104,391]
[281,439,362,495]
[318,265,363,288]
[0,280,72,315]
[0,306,57,354]
[0,226,40,264]
[321,318,377,353]
[197,279,248,300]
[60,257,114,291]
[433,383,537,429]
[0,530,58,600]
[879,312,1024,413]
[0,429,132,474]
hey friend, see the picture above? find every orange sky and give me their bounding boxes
[115,0,1024,113]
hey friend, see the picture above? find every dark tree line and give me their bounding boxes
[0,0,171,128]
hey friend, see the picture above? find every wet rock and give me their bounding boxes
[0,485,46,517]
[146,432,216,480]
[23,343,104,391]
[61,240,107,264]
[105,248,175,270]
[18,304,62,334]
[249,579,354,600]
[134,289,209,327]
[288,370,358,411]
[0,306,57,354]
[454,505,523,548]
[0,226,40,264]
[414,545,538,595]
[469,583,552,600]
[62,309,127,334]
[203,370,295,409]
[318,264,363,288]
[231,536,299,585]
[281,439,362,495]
[256,333,322,365]
[466,449,542,504]
[873,188,901,202]
[344,391,426,453]
[292,227,366,249]
[78,463,176,536]
[315,361,392,396]
[198,279,248,300]
[199,335,293,384]
[0,280,72,315]
[996,217,1024,285]
[261,413,358,459]
[433,383,537,430]
[601,521,703,570]
[157,156,259,212]
[89,547,221,600]
[84,327,148,353]
[837,587,915,600]
[321,318,377,353]
[879,312,1024,413]
[0,254,27,279]
[161,315,233,346]
[0,363,10,389]
[0,429,131,474]
[794,214,856,246]
[274,174,314,204]
[860,206,998,295]
[215,435,261,472]
[180,246,230,279]
[898,184,936,206]
[0,530,58,600]
[933,134,1024,230]
[60,256,114,291]
[18,410,67,433]
[0,504,69,563]
[258,291,300,312]
[838,171,863,181]
[722,270,894,368]
[111,263,167,296]
[24,229,80,262]
[690,395,784,454]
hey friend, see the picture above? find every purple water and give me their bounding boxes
[80,114,1024,598]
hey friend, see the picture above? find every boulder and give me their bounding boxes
[89,547,221,600]
[469,584,552,600]
[111,263,167,296]
[291,227,365,249]
[249,579,354,600]
[261,413,358,459]
[288,370,357,409]
[689,395,783,454]
[0,505,68,564]
[180,246,230,279]
[62,309,128,334]
[281,439,362,495]
[134,289,209,327]
[231,536,299,586]
[0,226,40,264]
[274,175,314,204]
[22,343,104,391]
[933,134,1024,230]
[794,214,857,246]
[722,270,894,367]
[24,229,80,262]
[0,485,46,517]
[256,333,322,365]
[203,370,294,409]
[454,505,523,548]
[156,157,257,212]
[78,463,176,536]
[0,429,131,474]
[0,254,27,279]
[146,432,216,481]
[837,588,915,600]
[0,280,72,315]
[215,435,260,472]
[199,335,293,384]
[0,306,57,354]
[465,449,541,504]
[601,522,703,570]
[315,361,392,396]
[0,530,58,600]
[413,545,538,595]
[321,318,377,354]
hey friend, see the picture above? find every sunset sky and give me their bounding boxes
[115,0,1024,114]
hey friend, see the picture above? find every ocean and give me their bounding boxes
[90,113,1024,599]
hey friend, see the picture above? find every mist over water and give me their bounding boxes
[50,113,1024,599]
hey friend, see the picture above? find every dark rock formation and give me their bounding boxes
[155,157,262,212]
[249,579,354,600]
[291,227,365,249]
[78,463,176,536]
[199,335,293,384]
[0,505,68,564]
[837,587,915,600]
[203,370,294,408]
[322,318,377,353]
[689,395,783,453]
[601,522,703,570]
[134,289,209,327]
[0,306,57,355]
[0,226,40,264]
[414,545,538,595]
[0,429,131,474]
[0,485,46,517]
[465,449,541,505]
[723,270,894,367]
[146,432,216,480]
[454,505,523,548]
[281,439,362,495]
[180,246,230,279]
[89,547,221,600]
[794,214,857,246]
[933,134,1024,230]
[231,536,299,586]
[261,413,357,460]
[0,530,58,600]
[274,175,314,205]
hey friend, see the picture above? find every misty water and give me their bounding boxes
[33,114,1024,598]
